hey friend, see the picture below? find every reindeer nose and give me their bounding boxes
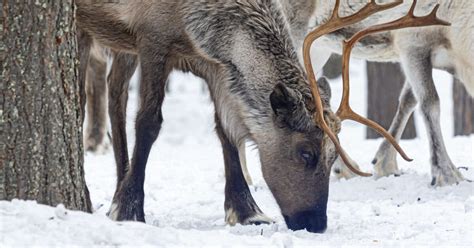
[284,210,327,233]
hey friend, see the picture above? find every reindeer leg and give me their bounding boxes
[332,151,360,180]
[215,114,272,226]
[77,29,92,124]
[109,51,169,221]
[372,82,418,177]
[107,52,138,187]
[84,53,109,153]
[400,48,464,186]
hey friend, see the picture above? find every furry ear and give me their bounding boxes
[317,77,332,107]
[270,83,299,116]
[270,83,313,131]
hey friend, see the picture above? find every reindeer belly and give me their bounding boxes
[319,30,398,62]
[431,46,454,72]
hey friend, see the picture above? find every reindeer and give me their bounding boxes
[77,0,339,233]
[294,0,473,186]
[77,0,450,233]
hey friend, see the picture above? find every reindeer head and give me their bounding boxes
[257,77,338,233]
[257,0,448,233]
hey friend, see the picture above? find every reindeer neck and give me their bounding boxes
[183,1,309,122]
[227,26,306,120]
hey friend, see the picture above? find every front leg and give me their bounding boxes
[372,82,418,177]
[215,114,272,226]
[109,50,170,221]
[332,151,360,180]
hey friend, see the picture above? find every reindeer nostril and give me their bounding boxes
[334,168,341,174]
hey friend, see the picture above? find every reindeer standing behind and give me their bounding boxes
[300,0,473,186]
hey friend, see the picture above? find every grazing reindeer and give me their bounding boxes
[77,0,451,232]
[77,0,344,233]
[298,0,473,186]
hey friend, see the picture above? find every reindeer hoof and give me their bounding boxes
[372,151,400,178]
[108,178,145,222]
[225,208,273,226]
[332,156,358,180]
[431,164,465,187]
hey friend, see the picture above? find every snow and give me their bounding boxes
[1,61,473,247]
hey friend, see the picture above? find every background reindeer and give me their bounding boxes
[303,0,473,186]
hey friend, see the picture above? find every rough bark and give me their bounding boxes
[452,79,474,136]
[366,62,417,140]
[1,0,92,212]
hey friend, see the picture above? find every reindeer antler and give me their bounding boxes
[303,0,450,177]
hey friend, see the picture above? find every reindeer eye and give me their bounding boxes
[299,149,316,168]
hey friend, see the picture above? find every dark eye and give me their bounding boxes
[299,149,317,167]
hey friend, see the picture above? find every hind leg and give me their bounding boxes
[77,29,92,123]
[399,48,464,186]
[372,82,418,177]
[109,50,170,221]
[107,52,138,187]
[84,53,109,153]
[215,114,272,226]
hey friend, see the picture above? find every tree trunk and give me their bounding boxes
[1,1,92,212]
[366,62,417,140]
[453,79,474,136]
[323,54,342,80]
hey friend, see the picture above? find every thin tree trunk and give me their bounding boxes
[366,62,417,140]
[1,1,92,212]
[323,54,342,80]
[453,79,474,136]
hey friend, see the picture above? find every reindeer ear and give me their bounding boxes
[270,83,299,116]
[317,77,332,107]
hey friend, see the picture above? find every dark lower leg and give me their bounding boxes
[109,53,168,222]
[215,114,271,225]
[108,52,138,185]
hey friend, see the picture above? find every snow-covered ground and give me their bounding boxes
[1,61,473,247]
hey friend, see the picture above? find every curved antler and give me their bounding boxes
[303,0,450,177]
[303,0,404,177]
[338,0,450,162]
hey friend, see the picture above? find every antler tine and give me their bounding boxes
[330,0,341,19]
[303,1,404,177]
[336,1,451,162]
